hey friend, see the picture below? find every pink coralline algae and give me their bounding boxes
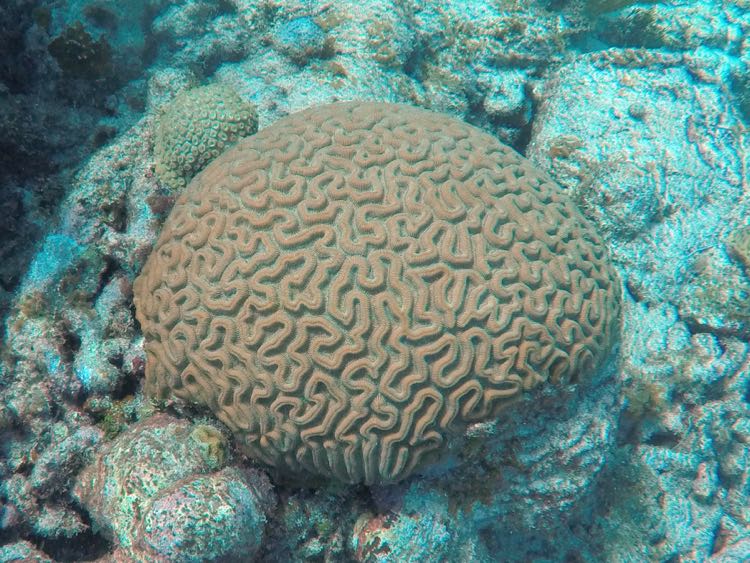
[136,467,269,562]
[72,414,274,562]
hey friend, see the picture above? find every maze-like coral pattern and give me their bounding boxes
[134,102,621,484]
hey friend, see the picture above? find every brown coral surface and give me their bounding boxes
[134,102,621,484]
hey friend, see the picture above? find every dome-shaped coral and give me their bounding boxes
[134,102,621,485]
[73,415,273,560]
[136,468,267,562]
[153,83,258,190]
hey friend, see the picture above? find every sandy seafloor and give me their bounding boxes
[1,0,749,561]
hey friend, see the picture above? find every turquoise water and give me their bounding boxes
[1,1,749,561]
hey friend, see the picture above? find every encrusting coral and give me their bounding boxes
[72,415,273,561]
[153,83,258,190]
[135,467,268,562]
[134,102,621,485]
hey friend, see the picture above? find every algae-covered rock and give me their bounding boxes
[726,226,750,272]
[135,467,268,562]
[73,415,220,548]
[73,414,274,561]
[274,17,332,64]
[0,541,54,563]
[47,21,112,80]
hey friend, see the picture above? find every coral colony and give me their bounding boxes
[1,1,748,561]
[135,101,620,485]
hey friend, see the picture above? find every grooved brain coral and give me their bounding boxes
[134,102,621,485]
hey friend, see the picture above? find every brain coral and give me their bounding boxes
[134,102,621,485]
[154,83,258,189]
